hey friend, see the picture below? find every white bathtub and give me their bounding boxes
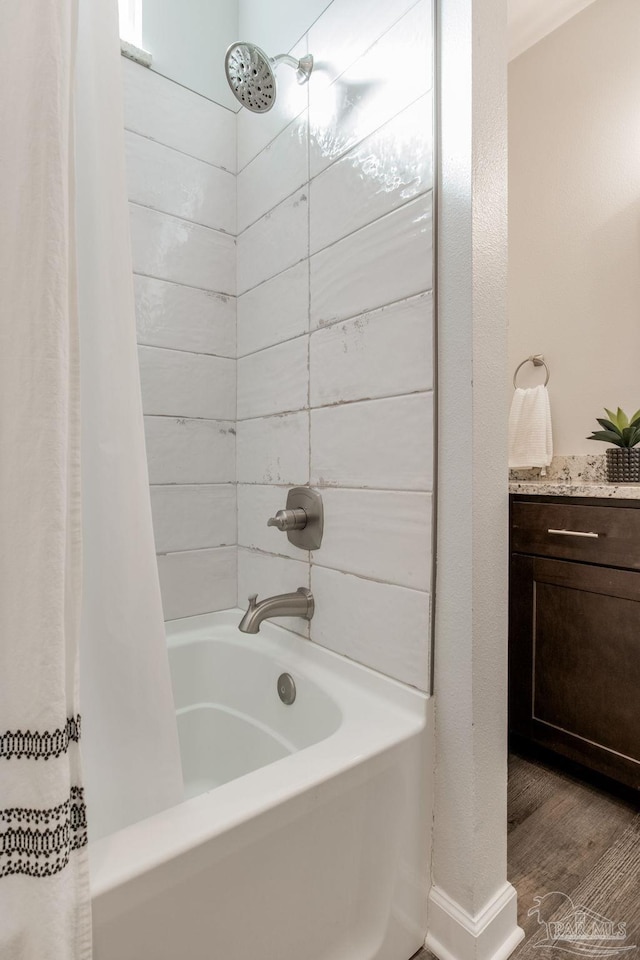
[90,610,433,960]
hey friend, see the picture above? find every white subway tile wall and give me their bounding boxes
[138,346,236,421]
[129,204,236,294]
[150,485,236,554]
[236,39,309,171]
[125,132,236,233]
[237,337,308,420]
[236,412,310,486]
[307,0,418,94]
[236,189,309,295]
[236,261,308,357]
[309,293,433,406]
[157,547,237,621]
[310,394,434,491]
[124,60,238,618]
[309,96,433,255]
[308,1,432,178]
[237,112,309,233]
[316,489,432,590]
[235,0,434,690]
[144,418,236,485]
[125,0,434,686]
[310,194,433,328]
[122,58,236,171]
[134,276,235,357]
[310,566,430,687]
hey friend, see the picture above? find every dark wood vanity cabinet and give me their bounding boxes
[509,495,640,790]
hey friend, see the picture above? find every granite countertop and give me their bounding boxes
[509,480,640,500]
[509,455,640,500]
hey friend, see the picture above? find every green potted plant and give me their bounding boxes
[587,407,640,482]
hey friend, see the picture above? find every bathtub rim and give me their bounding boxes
[166,608,428,709]
[89,610,429,900]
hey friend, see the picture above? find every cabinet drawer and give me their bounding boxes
[512,500,640,569]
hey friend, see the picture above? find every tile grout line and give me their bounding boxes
[236,482,434,494]
[125,126,236,175]
[237,190,433,299]
[145,413,236,422]
[156,545,237,557]
[133,269,235,299]
[144,414,235,425]
[308,188,433,259]
[236,483,433,496]
[236,389,434,424]
[150,482,235,488]
[186,483,433,494]
[237,546,431,596]
[236,289,433,360]
[129,198,237,239]
[240,270,433,329]
[133,269,237,300]
[150,480,235,488]
[237,176,432,250]
[139,342,236,361]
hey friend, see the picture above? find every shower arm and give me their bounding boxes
[271,53,314,84]
[271,54,298,69]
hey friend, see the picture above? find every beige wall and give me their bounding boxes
[508,0,640,456]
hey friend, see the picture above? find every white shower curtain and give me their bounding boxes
[75,0,183,842]
[0,4,91,957]
[0,0,183,956]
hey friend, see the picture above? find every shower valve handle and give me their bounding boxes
[266,487,324,550]
[267,508,307,532]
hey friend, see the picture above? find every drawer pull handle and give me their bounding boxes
[547,528,599,539]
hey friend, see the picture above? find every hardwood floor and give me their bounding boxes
[411,751,639,960]
[507,751,639,959]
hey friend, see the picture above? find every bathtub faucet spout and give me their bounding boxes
[238,588,314,634]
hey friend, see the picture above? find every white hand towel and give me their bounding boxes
[508,384,553,470]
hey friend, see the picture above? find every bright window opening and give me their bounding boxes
[118,0,142,48]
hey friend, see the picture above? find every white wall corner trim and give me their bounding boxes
[433,0,516,957]
[426,883,524,960]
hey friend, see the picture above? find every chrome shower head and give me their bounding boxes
[224,42,313,113]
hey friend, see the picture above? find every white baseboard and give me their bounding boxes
[426,881,525,960]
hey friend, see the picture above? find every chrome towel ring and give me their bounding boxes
[513,354,550,389]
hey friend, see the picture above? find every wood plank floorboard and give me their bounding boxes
[410,753,638,960]
[508,753,560,832]
[508,752,639,960]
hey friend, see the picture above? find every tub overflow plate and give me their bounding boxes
[277,673,296,705]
